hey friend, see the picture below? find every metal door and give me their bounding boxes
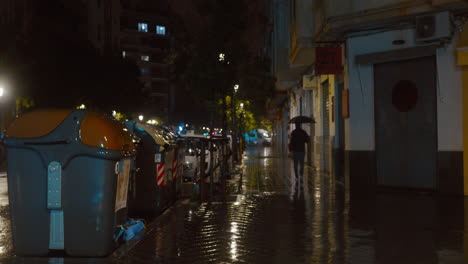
[374,56,437,189]
[322,81,330,173]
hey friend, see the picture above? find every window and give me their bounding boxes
[122,51,126,58]
[138,23,148,33]
[141,55,150,61]
[141,67,150,75]
[156,25,166,35]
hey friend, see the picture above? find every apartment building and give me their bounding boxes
[120,0,172,123]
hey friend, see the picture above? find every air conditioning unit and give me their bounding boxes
[415,11,452,43]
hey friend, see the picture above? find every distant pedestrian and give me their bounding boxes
[289,121,309,185]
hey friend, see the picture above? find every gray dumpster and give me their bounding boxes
[4,109,135,257]
[125,122,178,217]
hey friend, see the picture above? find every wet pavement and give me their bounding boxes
[0,146,467,263]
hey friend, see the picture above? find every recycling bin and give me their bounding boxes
[125,122,177,218]
[156,126,185,198]
[4,109,135,257]
[173,138,186,195]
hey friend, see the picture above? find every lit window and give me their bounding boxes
[141,55,149,61]
[122,51,126,58]
[138,23,148,33]
[156,25,166,35]
[141,68,150,75]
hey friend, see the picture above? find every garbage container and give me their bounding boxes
[4,109,135,257]
[173,138,186,196]
[156,125,185,199]
[125,122,177,218]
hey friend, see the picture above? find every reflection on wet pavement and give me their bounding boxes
[1,146,467,263]
[0,177,12,259]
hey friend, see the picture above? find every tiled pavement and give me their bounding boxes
[1,146,467,263]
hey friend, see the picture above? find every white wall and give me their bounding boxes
[436,39,463,151]
[345,28,462,151]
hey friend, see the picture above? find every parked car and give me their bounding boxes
[258,129,272,145]
[245,129,272,146]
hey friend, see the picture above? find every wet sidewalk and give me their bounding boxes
[1,146,467,263]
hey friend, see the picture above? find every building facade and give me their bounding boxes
[270,0,468,196]
[120,0,172,123]
[81,0,121,55]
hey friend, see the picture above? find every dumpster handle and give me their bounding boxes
[23,140,69,145]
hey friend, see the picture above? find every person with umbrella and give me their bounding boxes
[288,116,313,190]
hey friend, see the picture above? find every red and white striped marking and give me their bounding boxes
[157,163,165,186]
[172,159,178,180]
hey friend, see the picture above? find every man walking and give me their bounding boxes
[289,121,309,190]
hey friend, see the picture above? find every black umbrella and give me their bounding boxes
[289,115,315,124]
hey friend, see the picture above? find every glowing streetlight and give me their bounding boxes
[240,103,244,108]
[234,84,239,93]
[112,110,117,117]
[0,86,4,97]
[219,53,225,62]
[138,115,144,121]
[79,104,86,109]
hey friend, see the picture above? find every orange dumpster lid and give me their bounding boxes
[6,109,73,138]
[80,112,135,152]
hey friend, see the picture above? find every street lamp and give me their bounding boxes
[240,103,244,109]
[138,115,144,121]
[218,53,225,62]
[0,86,4,97]
[233,84,239,93]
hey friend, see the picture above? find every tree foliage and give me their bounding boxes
[219,95,257,132]
[168,0,273,126]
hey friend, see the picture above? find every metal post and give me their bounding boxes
[200,140,207,203]
[231,91,237,166]
[209,140,214,202]
[221,141,226,201]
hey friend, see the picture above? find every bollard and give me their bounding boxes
[209,140,214,202]
[222,140,227,201]
[199,140,207,203]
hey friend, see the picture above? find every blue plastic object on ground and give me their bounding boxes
[114,219,145,242]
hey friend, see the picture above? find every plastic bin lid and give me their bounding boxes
[135,123,170,146]
[81,112,135,152]
[6,109,73,138]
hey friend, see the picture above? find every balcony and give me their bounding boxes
[272,0,311,91]
[315,0,468,40]
[289,23,315,66]
[289,0,315,66]
[120,34,168,52]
